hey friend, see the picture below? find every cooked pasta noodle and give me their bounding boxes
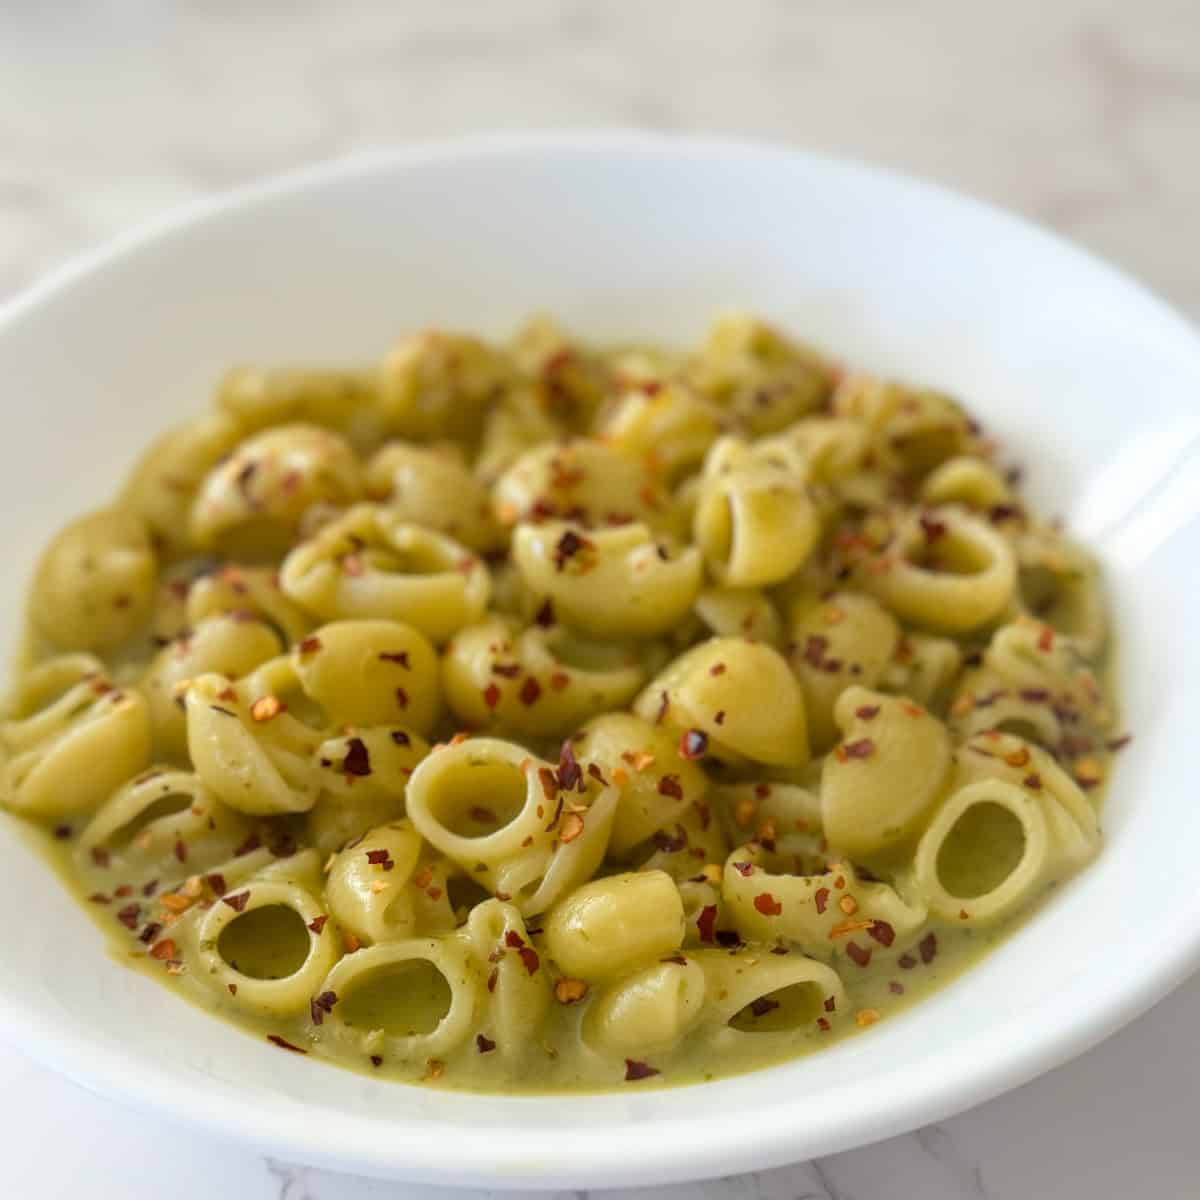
[4,313,1121,1093]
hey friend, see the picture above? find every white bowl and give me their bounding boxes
[0,133,1198,1190]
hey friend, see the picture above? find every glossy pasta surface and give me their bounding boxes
[4,313,1125,1092]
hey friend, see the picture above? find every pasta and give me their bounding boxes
[4,313,1123,1093]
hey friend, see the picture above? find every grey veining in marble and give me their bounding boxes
[0,3,1198,1198]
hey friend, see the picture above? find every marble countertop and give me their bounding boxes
[2,2,1199,1196]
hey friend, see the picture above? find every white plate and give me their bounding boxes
[0,133,1197,1190]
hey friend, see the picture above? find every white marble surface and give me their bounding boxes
[2,2,1200,1196]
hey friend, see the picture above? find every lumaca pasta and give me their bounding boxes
[5,313,1124,1093]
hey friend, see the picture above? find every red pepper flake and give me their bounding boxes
[267,1035,307,1054]
[475,1034,496,1054]
[309,990,338,1025]
[298,636,322,655]
[91,847,111,868]
[174,838,188,864]
[1018,687,1050,703]
[88,892,111,905]
[919,513,948,542]
[149,938,177,961]
[854,705,881,720]
[697,904,718,943]
[817,1017,831,1032]
[802,634,830,668]
[307,914,328,934]
[519,677,542,706]
[227,983,238,996]
[753,892,782,917]
[556,739,583,791]
[395,687,409,709]
[222,891,251,913]
[868,920,896,947]
[138,921,162,944]
[365,848,395,871]
[812,886,830,914]
[116,903,140,929]
[732,861,755,878]
[53,824,72,840]
[517,946,540,975]
[142,879,159,897]
[898,953,917,969]
[389,729,412,749]
[343,737,372,776]
[468,805,496,825]
[379,650,411,668]
[549,671,570,692]
[1023,773,1043,791]
[660,954,689,966]
[113,884,132,898]
[845,940,872,967]
[552,529,593,571]
[888,980,905,995]
[748,996,780,1018]
[654,689,670,725]
[482,682,501,710]
[657,774,684,800]
[558,812,586,844]
[624,1059,660,1082]
[1004,746,1031,768]
[919,931,938,964]
[679,729,708,760]
[709,662,727,676]
[586,762,608,786]
[486,967,498,993]
[504,929,526,949]
[533,598,555,627]
[204,873,226,896]
[1037,626,1055,652]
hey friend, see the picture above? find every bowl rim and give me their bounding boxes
[1,130,1199,1189]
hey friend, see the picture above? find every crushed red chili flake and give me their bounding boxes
[709,662,727,676]
[715,929,744,948]
[141,879,159,898]
[138,921,163,944]
[517,946,540,975]
[222,891,251,913]
[379,650,410,668]
[802,634,830,668]
[753,892,783,917]
[519,677,542,706]
[1023,773,1043,790]
[679,729,708,760]
[748,997,780,1018]
[298,636,322,655]
[919,931,938,964]
[468,805,496,825]
[888,980,905,995]
[845,941,872,967]
[586,762,608,786]
[854,705,881,720]
[552,529,593,571]
[868,920,896,947]
[660,954,689,966]
[174,838,188,863]
[366,848,395,870]
[113,884,132,898]
[549,670,570,691]
[624,1059,660,1082]
[234,832,262,857]
[533,598,555,627]
[486,967,498,993]
[732,861,755,877]
[919,513,948,542]
[654,690,670,724]
[343,737,372,776]
[897,953,917,969]
[817,1016,831,1032]
[1018,687,1050,703]
[504,929,526,949]
[1037,626,1055,652]
[482,682,502,709]
[395,687,409,709]
[823,994,837,1013]
[90,847,111,868]
[88,892,111,905]
[205,873,226,896]
[814,886,830,914]
[307,915,328,934]
[115,903,140,929]
[370,1054,382,1067]
[491,662,521,679]
[841,738,876,760]
[267,1035,307,1054]
[149,938,177,961]
[475,1034,496,1054]
[53,824,72,840]
[697,904,718,943]
[556,739,584,791]
[309,990,338,1025]
[657,774,684,800]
